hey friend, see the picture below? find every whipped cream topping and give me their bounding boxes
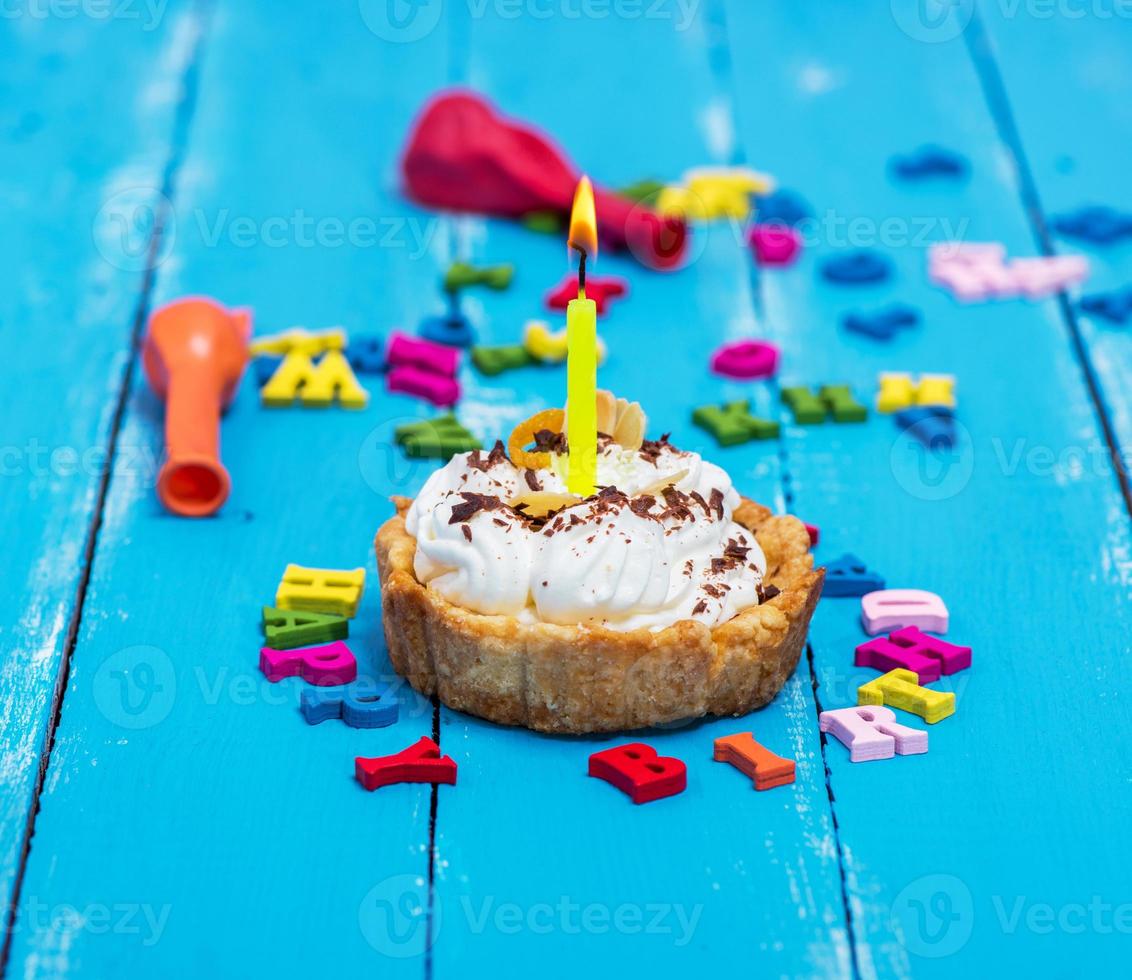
[405,438,769,632]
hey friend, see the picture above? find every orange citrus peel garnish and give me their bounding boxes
[508,408,565,470]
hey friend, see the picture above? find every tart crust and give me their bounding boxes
[375,496,824,734]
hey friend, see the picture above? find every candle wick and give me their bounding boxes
[576,248,587,293]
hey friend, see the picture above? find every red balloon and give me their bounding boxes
[401,90,688,271]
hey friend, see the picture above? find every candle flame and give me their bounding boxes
[568,176,598,263]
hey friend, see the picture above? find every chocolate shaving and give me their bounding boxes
[724,539,751,562]
[461,525,472,542]
[692,599,708,616]
[689,490,713,518]
[709,488,725,520]
[629,495,656,518]
[467,440,507,471]
[448,492,505,524]
[660,485,695,522]
[523,468,542,491]
[639,434,672,464]
[757,584,781,603]
[532,429,567,453]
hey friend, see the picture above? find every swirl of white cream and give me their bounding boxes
[530,499,678,625]
[402,442,767,631]
[413,498,532,615]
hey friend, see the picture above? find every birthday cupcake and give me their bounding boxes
[375,393,824,734]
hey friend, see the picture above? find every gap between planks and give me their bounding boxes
[702,1,865,977]
[423,13,471,980]
[0,5,213,975]
[963,4,1132,518]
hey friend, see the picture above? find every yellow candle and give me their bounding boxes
[566,176,599,496]
[566,291,598,495]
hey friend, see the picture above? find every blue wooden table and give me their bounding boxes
[3,3,1131,977]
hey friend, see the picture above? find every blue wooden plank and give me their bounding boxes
[425,8,850,979]
[974,2,1132,478]
[0,2,195,932]
[6,6,461,977]
[723,2,1132,976]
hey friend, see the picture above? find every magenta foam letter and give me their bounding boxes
[709,339,780,380]
[386,365,460,407]
[387,331,460,377]
[259,640,358,686]
[748,224,801,266]
[855,625,971,684]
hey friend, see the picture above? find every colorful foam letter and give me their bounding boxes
[820,250,891,285]
[915,374,956,409]
[249,327,346,357]
[301,680,399,729]
[691,399,780,446]
[386,365,461,407]
[1051,206,1132,246]
[275,564,366,618]
[355,736,457,791]
[394,415,481,459]
[387,331,460,377]
[261,606,348,650]
[877,372,917,414]
[345,335,386,375]
[298,350,370,408]
[443,261,513,294]
[748,224,801,265]
[843,304,919,341]
[711,340,780,380]
[588,743,687,804]
[753,189,811,227]
[523,321,606,365]
[860,590,950,636]
[856,626,971,685]
[419,311,475,348]
[819,705,928,762]
[682,167,774,221]
[781,386,828,424]
[259,640,357,686]
[1080,287,1132,325]
[858,668,955,724]
[820,384,869,423]
[470,344,537,376]
[824,554,885,598]
[545,274,628,316]
[261,349,369,409]
[713,733,795,790]
[895,406,956,450]
[890,145,969,181]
